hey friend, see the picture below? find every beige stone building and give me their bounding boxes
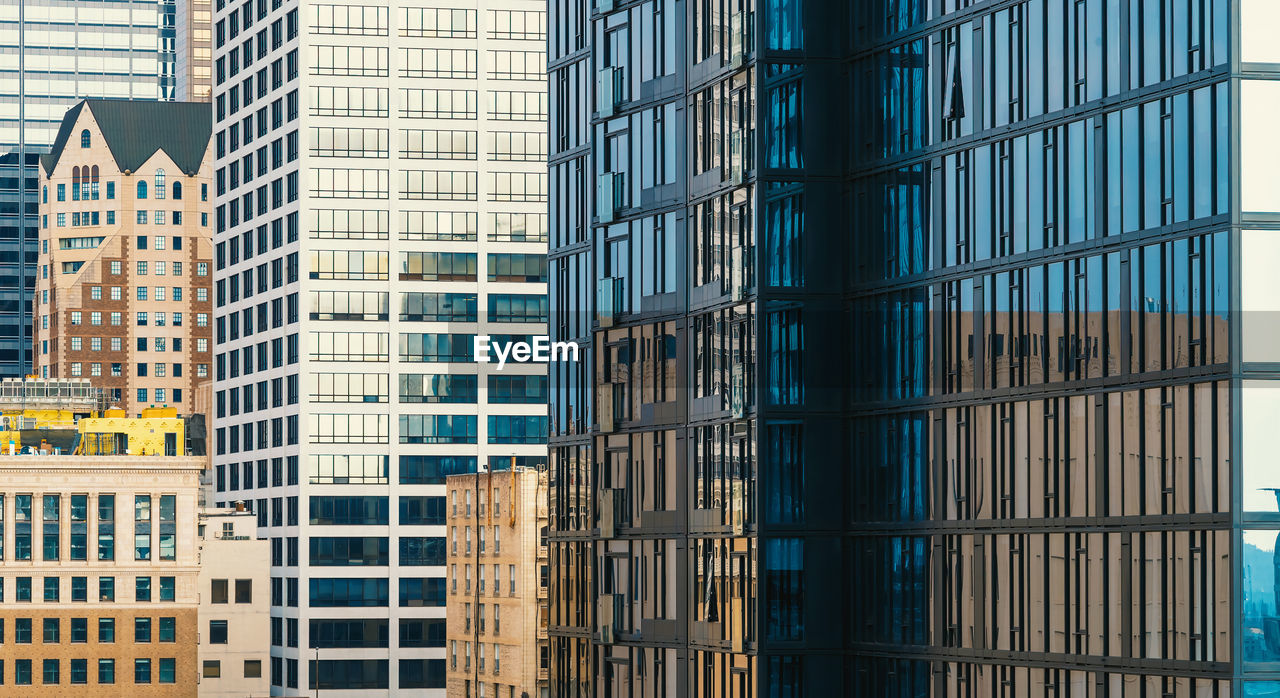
[446,467,549,698]
[36,99,214,416]
[0,453,205,695]
[197,508,270,696]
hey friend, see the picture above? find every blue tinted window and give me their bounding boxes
[309,619,388,648]
[766,308,804,405]
[398,619,445,648]
[765,0,803,50]
[487,294,547,323]
[398,537,445,566]
[308,537,388,566]
[398,333,475,362]
[487,374,548,404]
[308,578,388,607]
[399,374,477,403]
[399,455,475,484]
[765,538,803,641]
[399,415,477,444]
[398,659,445,689]
[487,415,547,444]
[399,292,476,321]
[764,422,803,524]
[309,497,388,525]
[399,497,446,525]
[310,660,387,690]
[766,80,802,169]
[398,578,445,607]
[764,193,803,287]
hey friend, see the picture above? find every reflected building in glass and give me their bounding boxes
[544,0,1280,695]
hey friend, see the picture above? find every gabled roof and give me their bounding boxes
[40,99,212,177]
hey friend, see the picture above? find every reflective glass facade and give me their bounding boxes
[548,0,763,693]
[847,0,1235,694]
[549,0,1265,695]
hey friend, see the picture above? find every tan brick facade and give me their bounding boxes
[446,468,548,698]
[0,455,205,694]
[0,607,200,695]
[36,102,213,416]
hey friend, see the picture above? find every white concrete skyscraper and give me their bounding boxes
[210,0,547,693]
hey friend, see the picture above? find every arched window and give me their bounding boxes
[41,186,47,204]
[154,169,166,200]
[172,181,183,200]
[137,181,147,199]
[71,167,80,201]
[90,165,100,200]
[80,129,90,148]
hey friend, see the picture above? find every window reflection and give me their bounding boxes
[1245,529,1280,665]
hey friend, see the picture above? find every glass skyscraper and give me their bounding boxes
[0,0,180,376]
[544,0,1280,695]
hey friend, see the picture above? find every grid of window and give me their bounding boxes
[402,89,478,119]
[401,129,477,160]
[310,578,389,607]
[399,252,477,281]
[401,211,477,241]
[398,374,478,404]
[309,250,389,280]
[398,333,475,363]
[487,9,546,40]
[400,48,477,79]
[212,0,550,691]
[309,455,390,485]
[308,332,389,362]
[487,50,545,81]
[489,131,547,162]
[312,46,388,77]
[309,291,389,321]
[488,212,548,243]
[489,172,547,202]
[310,168,389,199]
[488,253,547,282]
[401,7,476,38]
[310,87,389,118]
[399,415,477,445]
[487,374,548,404]
[310,127,389,158]
[486,415,547,444]
[399,292,477,322]
[487,294,547,323]
[311,209,390,240]
[402,170,476,201]
[489,91,547,121]
[310,373,389,403]
[308,414,389,445]
[313,5,388,35]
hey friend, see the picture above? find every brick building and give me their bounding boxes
[447,466,548,698]
[36,99,213,415]
[0,452,205,694]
